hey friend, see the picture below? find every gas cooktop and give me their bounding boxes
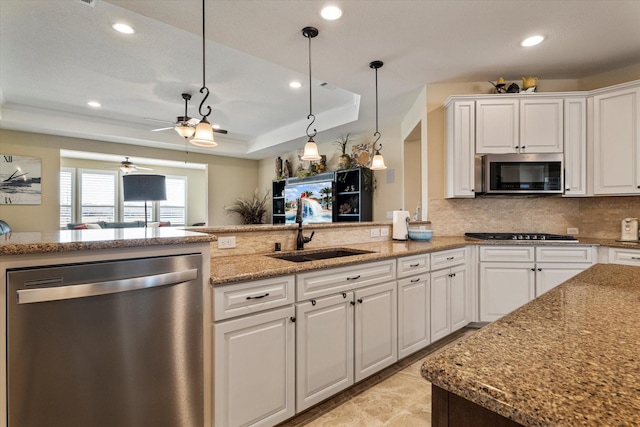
[464,232,578,242]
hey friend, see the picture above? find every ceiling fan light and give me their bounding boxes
[190,118,218,147]
[370,150,387,170]
[301,138,321,161]
[120,164,135,174]
[174,124,195,139]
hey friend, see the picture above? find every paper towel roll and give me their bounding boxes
[392,210,410,240]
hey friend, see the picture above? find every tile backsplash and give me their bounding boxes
[428,196,640,239]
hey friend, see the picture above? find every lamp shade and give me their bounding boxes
[190,118,217,147]
[123,174,167,201]
[370,151,387,170]
[301,139,322,161]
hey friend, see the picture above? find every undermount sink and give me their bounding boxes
[269,248,374,263]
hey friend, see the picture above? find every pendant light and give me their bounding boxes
[369,60,387,170]
[301,26,321,161]
[190,0,217,147]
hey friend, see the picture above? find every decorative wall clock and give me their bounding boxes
[0,154,42,205]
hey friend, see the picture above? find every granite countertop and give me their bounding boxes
[0,228,215,256]
[421,263,640,426]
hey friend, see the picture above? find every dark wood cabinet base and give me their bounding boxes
[432,385,524,427]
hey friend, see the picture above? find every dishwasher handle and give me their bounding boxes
[16,269,199,305]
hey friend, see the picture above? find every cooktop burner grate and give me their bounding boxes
[464,232,578,242]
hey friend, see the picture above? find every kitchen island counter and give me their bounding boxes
[421,263,640,426]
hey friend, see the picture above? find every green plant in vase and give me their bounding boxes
[334,134,352,170]
[225,188,270,224]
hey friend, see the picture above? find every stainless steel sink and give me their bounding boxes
[269,248,373,263]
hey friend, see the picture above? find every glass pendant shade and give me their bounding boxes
[174,124,196,139]
[370,150,387,170]
[190,118,217,147]
[301,138,321,161]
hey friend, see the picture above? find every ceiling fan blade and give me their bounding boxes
[145,118,175,125]
[136,166,154,171]
[151,127,173,132]
[213,128,228,134]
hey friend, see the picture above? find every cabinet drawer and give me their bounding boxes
[214,275,295,321]
[608,248,640,266]
[536,246,593,263]
[480,246,535,262]
[297,260,396,301]
[397,254,430,278]
[431,248,467,271]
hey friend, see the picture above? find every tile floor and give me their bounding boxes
[278,327,479,427]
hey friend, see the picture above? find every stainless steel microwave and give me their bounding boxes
[479,153,564,194]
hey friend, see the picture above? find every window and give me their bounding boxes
[160,176,187,225]
[59,168,74,228]
[79,170,117,223]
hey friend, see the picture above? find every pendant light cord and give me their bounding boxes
[374,66,380,144]
[305,29,317,139]
[198,0,211,119]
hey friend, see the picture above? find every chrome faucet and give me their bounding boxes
[295,198,315,250]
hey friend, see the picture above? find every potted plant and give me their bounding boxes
[334,134,352,170]
[225,189,270,224]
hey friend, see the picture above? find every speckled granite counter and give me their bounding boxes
[0,228,215,256]
[421,263,640,427]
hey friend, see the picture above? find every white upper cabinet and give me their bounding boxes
[476,99,519,153]
[476,97,563,154]
[445,100,477,198]
[593,83,640,195]
[563,97,587,196]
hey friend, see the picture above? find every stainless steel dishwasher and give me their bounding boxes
[6,253,204,427]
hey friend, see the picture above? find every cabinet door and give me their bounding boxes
[214,306,295,427]
[446,100,477,197]
[354,281,398,382]
[295,293,354,411]
[430,269,451,342]
[480,263,535,322]
[535,263,589,297]
[398,275,430,359]
[519,98,563,153]
[593,86,640,195]
[476,99,519,154]
[608,247,640,266]
[449,264,468,332]
[563,97,587,196]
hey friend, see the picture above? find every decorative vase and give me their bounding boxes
[275,156,283,178]
[338,154,351,170]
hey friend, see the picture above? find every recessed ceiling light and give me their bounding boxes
[521,35,544,47]
[112,23,135,34]
[321,5,342,20]
[87,101,101,108]
[289,81,302,89]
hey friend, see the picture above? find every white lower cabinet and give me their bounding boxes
[479,246,594,321]
[214,305,296,427]
[608,247,640,266]
[431,264,468,341]
[295,292,354,411]
[397,274,430,359]
[354,281,398,382]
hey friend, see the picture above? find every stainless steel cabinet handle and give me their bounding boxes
[246,293,269,300]
[17,269,198,305]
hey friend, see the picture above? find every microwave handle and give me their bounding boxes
[564,168,569,192]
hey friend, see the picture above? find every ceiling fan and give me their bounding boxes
[118,157,153,174]
[146,93,228,138]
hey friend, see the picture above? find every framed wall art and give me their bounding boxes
[1,154,42,205]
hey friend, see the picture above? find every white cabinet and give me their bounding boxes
[476,98,563,154]
[214,305,295,427]
[608,247,640,266]
[397,273,430,359]
[295,292,354,411]
[593,83,640,195]
[430,248,469,342]
[213,276,296,427]
[479,246,595,321]
[563,97,587,196]
[354,281,397,382]
[445,100,477,197]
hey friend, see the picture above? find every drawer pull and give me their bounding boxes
[357,298,363,304]
[246,293,269,300]
[290,317,296,323]
[342,292,347,298]
[311,299,317,306]
[631,257,640,260]
[446,256,454,260]
[346,275,361,281]
[350,301,355,306]
[409,263,420,267]
[410,278,420,283]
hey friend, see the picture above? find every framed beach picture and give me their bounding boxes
[0,154,42,205]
